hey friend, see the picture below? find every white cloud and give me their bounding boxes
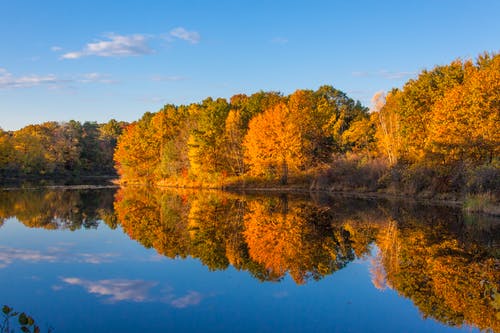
[51,46,62,52]
[0,70,61,89]
[61,33,153,59]
[169,27,201,44]
[61,277,157,303]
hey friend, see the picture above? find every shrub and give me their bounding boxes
[466,164,500,195]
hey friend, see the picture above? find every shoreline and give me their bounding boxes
[1,179,498,216]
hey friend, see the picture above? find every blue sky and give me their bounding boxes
[1,0,499,130]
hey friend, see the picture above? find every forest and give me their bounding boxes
[0,119,126,180]
[114,52,499,205]
[0,52,498,206]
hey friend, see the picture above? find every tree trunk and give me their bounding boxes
[280,159,288,185]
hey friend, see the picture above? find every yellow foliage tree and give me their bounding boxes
[426,54,500,164]
[223,109,245,175]
[374,90,402,165]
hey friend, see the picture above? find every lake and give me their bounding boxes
[0,187,498,333]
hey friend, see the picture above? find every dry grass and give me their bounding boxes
[463,192,500,216]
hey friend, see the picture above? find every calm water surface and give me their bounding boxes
[0,187,498,333]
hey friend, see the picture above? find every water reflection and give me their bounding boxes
[0,187,498,332]
[114,187,499,332]
[0,188,117,230]
[0,245,118,269]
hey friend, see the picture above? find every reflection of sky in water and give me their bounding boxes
[0,212,484,333]
[0,245,118,268]
[58,277,204,307]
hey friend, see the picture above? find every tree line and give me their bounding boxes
[114,85,368,184]
[0,119,126,179]
[114,52,499,199]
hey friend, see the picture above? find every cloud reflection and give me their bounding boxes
[0,245,118,268]
[0,247,57,267]
[62,277,157,302]
[59,277,205,308]
[170,291,203,308]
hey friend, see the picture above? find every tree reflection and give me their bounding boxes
[114,187,499,331]
[114,188,388,284]
[243,197,356,284]
[1,186,497,331]
[0,188,116,230]
[373,207,499,332]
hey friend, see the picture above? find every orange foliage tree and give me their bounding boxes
[243,103,305,184]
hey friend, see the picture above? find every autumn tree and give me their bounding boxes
[394,60,466,163]
[187,98,230,178]
[152,105,190,179]
[426,53,500,165]
[313,85,368,156]
[373,90,402,165]
[222,92,284,177]
[341,115,376,156]
[243,102,305,184]
[98,119,126,175]
[223,109,245,175]
[231,91,284,130]
[0,129,14,175]
[12,124,48,174]
[114,112,160,182]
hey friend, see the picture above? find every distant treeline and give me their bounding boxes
[0,119,126,179]
[0,188,117,230]
[114,52,499,199]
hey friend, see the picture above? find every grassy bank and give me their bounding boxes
[149,157,500,216]
[463,193,500,216]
